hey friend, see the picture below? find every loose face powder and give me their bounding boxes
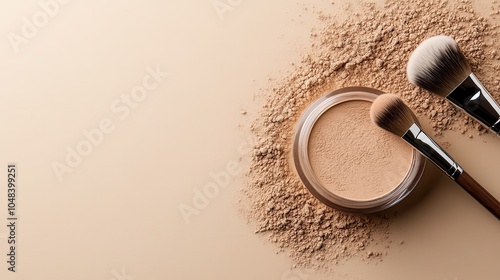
[307,100,413,201]
[293,88,425,212]
[240,0,491,267]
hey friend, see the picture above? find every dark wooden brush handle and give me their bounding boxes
[455,171,500,220]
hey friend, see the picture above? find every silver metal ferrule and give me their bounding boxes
[446,73,500,135]
[402,123,463,180]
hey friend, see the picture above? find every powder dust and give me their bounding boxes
[308,100,413,200]
[239,0,500,268]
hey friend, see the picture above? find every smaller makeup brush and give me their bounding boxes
[371,94,500,220]
[407,35,500,134]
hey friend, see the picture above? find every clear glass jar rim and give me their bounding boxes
[292,87,426,213]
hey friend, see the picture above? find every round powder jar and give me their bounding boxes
[293,87,426,213]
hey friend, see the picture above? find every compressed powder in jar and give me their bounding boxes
[307,100,413,201]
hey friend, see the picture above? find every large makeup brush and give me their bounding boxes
[371,94,500,220]
[407,35,500,134]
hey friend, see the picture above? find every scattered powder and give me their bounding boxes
[312,0,500,136]
[240,0,500,268]
[308,100,413,201]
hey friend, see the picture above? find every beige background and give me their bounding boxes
[0,0,499,279]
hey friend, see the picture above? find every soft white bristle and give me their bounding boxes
[407,35,471,97]
[370,94,418,137]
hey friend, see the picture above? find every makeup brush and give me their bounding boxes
[371,94,500,220]
[407,35,500,134]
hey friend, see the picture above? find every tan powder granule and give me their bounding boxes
[240,0,500,268]
[308,100,413,200]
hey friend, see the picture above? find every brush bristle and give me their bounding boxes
[370,94,418,137]
[407,35,471,97]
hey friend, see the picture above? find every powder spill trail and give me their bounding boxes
[239,0,500,268]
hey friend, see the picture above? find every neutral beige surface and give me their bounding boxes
[0,1,499,279]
